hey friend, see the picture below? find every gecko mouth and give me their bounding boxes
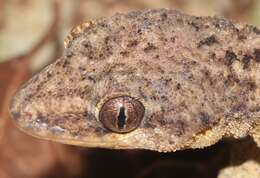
[9,104,146,150]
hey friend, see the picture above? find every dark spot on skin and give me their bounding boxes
[127,40,138,47]
[160,95,168,101]
[242,54,253,69]
[160,12,168,21]
[62,59,70,68]
[119,51,129,57]
[104,36,110,44]
[81,40,97,60]
[159,37,168,42]
[144,43,157,52]
[254,49,260,62]
[120,25,126,30]
[55,60,62,67]
[244,81,257,91]
[199,112,210,126]
[202,69,214,86]
[197,35,218,48]
[190,60,197,65]
[170,37,175,43]
[238,34,247,41]
[104,46,113,55]
[78,66,86,72]
[225,50,237,66]
[82,40,91,48]
[151,95,160,101]
[87,76,96,83]
[176,18,183,24]
[81,75,86,81]
[214,23,220,29]
[203,70,209,76]
[176,83,181,90]
[99,22,108,28]
[205,25,210,29]
[209,52,216,60]
[164,78,172,84]
[174,120,186,136]
[224,74,240,86]
[137,29,142,35]
[157,117,167,126]
[46,72,52,78]
[189,21,200,31]
[188,73,194,80]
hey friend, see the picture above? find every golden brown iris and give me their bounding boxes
[99,96,145,133]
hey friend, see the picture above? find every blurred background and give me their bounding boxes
[0,0,259,178]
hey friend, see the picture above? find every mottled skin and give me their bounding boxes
[10,9,259,152]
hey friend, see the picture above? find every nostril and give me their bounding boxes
[10,111,21,120]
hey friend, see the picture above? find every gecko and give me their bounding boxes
[10,9,259,152]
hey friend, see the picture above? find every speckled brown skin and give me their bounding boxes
[10,9,259,152]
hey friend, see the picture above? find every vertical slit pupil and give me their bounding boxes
[117,106,126,129]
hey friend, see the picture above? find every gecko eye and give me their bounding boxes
[99,96,145,133]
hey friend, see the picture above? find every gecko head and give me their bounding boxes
[9,53,216,152]
[9,9,222,152]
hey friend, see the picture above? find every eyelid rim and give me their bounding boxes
[97,95,145,133]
